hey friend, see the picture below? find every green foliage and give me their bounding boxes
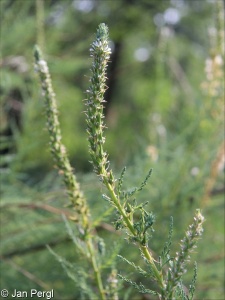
[32,23,205,299]
[47,246,97,300]
[1,0,221,175]
[117,273,159,297]
[1,1,224,300]
[159,216,173,269]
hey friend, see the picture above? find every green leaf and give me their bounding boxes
[118,274,159,296]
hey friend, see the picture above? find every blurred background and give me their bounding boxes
[0,0,224,299]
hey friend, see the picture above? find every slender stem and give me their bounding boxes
[106,182,136,235]
[140,246,165,291]
[87,239,106,300]
[106,182,166,293]
[34,46,106,300]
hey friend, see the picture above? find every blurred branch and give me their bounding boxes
[0,256,50,289]
[0,256,62,298]
[210,186,225,196]
[202,142,224,206]
[168,56,194,97]
[1,237,71,259]
[1,202,71,217]
[203,253,224,263]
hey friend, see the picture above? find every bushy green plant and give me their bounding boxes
[34,23,205,300]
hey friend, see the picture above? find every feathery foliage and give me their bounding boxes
[34,23,205,299]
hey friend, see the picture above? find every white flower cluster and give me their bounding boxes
[37,59,49,74]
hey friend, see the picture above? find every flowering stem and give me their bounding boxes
[86,23,166,296]
[165,209,204,298]
[34,46,88,226]
[34,46,106,300]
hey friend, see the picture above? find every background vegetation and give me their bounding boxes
[0,0,224,299]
